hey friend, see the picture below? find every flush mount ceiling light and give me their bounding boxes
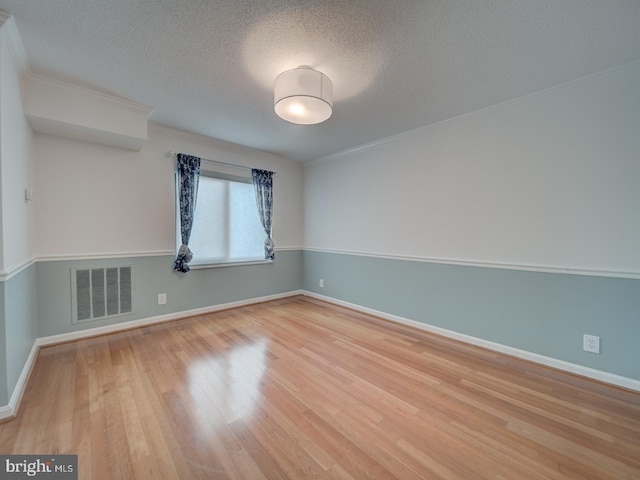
[274,66,333,125]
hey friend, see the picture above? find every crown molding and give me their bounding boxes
[150,122,287,162]
[0,11,30,75]
[25,72,153,115]
[0,10,151,117]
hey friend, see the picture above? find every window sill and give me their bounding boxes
[190,260,273,270]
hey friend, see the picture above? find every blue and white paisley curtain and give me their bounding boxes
[173,153,201,273]
[252,169,275,261]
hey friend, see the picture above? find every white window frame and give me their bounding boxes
[175,169,271,269]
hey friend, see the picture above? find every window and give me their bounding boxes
[176,171,266,266]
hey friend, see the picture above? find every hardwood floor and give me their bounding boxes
[1,295,639,479]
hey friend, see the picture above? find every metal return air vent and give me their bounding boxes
[72,266,133,323]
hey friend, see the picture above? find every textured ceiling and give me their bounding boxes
[1,0,640,161]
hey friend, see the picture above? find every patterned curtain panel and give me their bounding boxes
[252,169,275,261]
[173,153,201,273]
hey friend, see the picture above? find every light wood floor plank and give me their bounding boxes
[1,296,639,479]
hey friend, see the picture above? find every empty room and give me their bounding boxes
[0,1,639,478]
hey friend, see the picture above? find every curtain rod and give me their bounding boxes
[166,151,276,175]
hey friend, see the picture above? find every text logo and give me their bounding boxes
[0,456,77,479]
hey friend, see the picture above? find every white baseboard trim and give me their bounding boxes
[302,291,640,393]
[0,406,12,421]
[0,290,304,420]
[0,341,39,421]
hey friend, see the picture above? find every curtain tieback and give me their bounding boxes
[174,244,194,273]
[177,244,193,263]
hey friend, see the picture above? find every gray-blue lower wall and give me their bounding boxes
[36,250,303,337]
[303,250,640,381]
[1,264,38,406]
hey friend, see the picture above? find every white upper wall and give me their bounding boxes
[304,61,640,276]
[35,124,303,259]
[0,15,35,274]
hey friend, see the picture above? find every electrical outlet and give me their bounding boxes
[319,279,324,288]
[158,293,167,305]
[583,334,600,354]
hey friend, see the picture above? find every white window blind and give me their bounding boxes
[177,172,265,266]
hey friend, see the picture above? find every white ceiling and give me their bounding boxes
[1,0,640,161]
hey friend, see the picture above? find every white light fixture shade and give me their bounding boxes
[274,66,333,125]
